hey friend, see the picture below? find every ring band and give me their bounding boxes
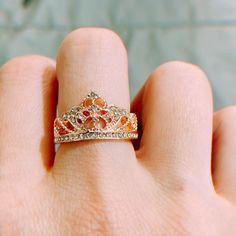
[54,91,138,143]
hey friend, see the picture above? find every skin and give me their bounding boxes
[0,27,236,236]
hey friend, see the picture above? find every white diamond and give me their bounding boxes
[71,117,76,123]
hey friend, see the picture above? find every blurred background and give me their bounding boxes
[0,0,236,110]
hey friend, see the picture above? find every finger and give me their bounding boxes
[0,56,57,185]
[53,28,136,179]
[212,106,236,203]
[132,61,213,191]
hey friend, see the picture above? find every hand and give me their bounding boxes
[1,27,236,236]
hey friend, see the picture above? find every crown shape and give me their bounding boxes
[54,91,138,142]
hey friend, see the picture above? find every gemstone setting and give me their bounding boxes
[54,91,138,143]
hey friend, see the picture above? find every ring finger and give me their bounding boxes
[53,28,137,184]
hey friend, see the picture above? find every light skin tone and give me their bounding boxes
[0,27,236,235]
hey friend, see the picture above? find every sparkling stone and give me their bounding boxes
[114,115,119,120]
[131,115,137,124]
[58,126,68,135]
[97,117,106,129]
[90,91,96,97]
[112,133,116,137]
[126,122,133,131]
[118,133,122,138]
[54,119,61,129]
[94,97,106,108]
[84,117,95,129]
[120,116,128,125]
[107,117,112,123]
[77,118,82,124]
[70,117,76,123]
[62,114,68,119]
[63,120,75,131]
[83,110,90,116]
[83,98,93,107]
[76,118,83,124]
[100,110,108,115]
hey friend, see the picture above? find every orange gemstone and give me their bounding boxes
[131,115,137,123]
[100,110,108,115]
[126,122,133,131]
[84,117,95,129]
[94,97,106,108]
[83,110,90,116]
[97,117,106,129]
[83,98,93,107]
[120,116,128,125]
[63,120,75,131]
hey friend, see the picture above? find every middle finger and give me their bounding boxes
[53,28,137,181]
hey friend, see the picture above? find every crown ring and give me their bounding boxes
[54,91,138,143]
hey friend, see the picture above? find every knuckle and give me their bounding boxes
[60,27,126,53]
[149,60,209,85]
[0,55,55,81]
[158,61,205,75]
[1,55,53,72]
[146,61,211,98]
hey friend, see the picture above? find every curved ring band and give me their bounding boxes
[54,91,138,143]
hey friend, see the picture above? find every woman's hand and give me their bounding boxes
[1,28,236,235]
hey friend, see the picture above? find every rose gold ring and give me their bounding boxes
[54,91,138,143]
